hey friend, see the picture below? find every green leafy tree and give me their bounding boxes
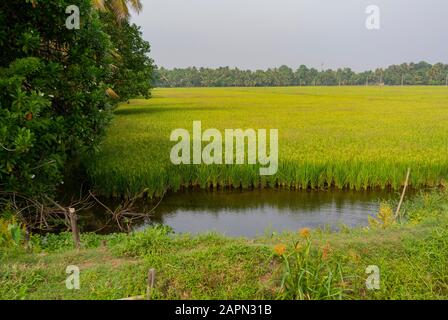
[0,0,114,200]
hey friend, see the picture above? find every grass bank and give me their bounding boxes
[87,87,448,197]
[1,190,448,300]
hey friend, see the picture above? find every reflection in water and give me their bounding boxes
[127,190,393,237]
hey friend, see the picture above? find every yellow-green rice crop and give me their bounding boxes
[87,86,448,196]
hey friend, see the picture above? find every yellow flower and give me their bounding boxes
[274,244,287,256]
[298,227,311,239]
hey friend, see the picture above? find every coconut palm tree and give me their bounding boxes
[92,0,142,20]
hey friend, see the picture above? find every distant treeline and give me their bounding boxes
[154,61,448,87]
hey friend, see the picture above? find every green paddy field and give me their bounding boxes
[87,86,448,196]
[3,87,448,300]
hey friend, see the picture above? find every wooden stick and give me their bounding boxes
[44,196,81,249]
[118,295,145,300]
[118,269,156,300]
[68,208,81,250]
[395,168,411,220]
[147,269,156,300]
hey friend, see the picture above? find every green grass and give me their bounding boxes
[87,86,448,197]
[1,190,448,300]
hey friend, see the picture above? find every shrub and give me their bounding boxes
[368,203,396,228]
[113,225,174,257]
[0,217,26,249]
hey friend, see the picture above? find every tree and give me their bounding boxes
[0,0,136,204]
[277,65,294,86]
[153,62,448,88]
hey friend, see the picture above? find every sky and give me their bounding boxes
[131,0,448,71]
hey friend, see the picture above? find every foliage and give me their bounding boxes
[87,87,448,196]
[112,224,173,256]
[0,0,153,208]
[100,13,154,101]
[368,204,396,228]
[36,231,106,252]
[0,0,115,201]
[154,61,448,87]
[276,230,344,300]
[0,217,26,249]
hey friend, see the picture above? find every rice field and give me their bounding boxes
[87,86,448,196]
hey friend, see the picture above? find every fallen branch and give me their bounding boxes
[88,190,163,232]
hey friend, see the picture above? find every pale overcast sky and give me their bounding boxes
[131,0,448,71]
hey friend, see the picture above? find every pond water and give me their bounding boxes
[83,190,394,237]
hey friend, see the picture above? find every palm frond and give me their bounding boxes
[93,0,143,21]
[92,0,106,11]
